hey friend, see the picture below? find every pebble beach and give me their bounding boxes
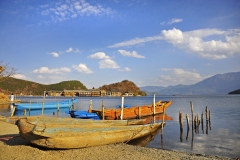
[0,120,234,160]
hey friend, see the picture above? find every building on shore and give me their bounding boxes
[46,89,134,97]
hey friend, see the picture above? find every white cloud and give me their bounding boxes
[99,59,120,69]
[89,52,120,69]
[108,35,162,48]
[74,48,80,53]
[120,67,131,72]
[108,27,240,59]
[161,18,183,25]
[33,67,71,74]
[162,28,240,59]
[118,50,145,58]
[40,0,114,22]
[184,28,225,38]
[72,63,93,74]
[156,68,204,86]
[88,52,110,59]
[51,52,59,57]
[66,47,73,52]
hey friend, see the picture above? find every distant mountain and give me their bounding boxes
[140,71,240,95]
[0,77,87,95]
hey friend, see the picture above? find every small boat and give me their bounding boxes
[66,110,100,120]
[16,117,163,149]
[1,116,146,126]
[91,100,173,120]
[66,104,131,120]
[14,99,77,111]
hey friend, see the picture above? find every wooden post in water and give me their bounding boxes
[43,91,46,103]
[89,100,92,112]
[186,114,190,130]
[161,106,165,149]
[28,100,31,117]
[72,97,75,110]
[162,106,165,127]
[205,106,208,121]
[120,97,124,120]
[153,94,156,123]
[194,115,197,133]
[138,107,141,119]
[186,114,190,141]
[10,106,16,117]
[23,109,26,116]
[201,112,204,134]
[42,102,44,116]
[190,101,194,128]
[205,106,209,134]
[179,111,183,142]
[57,102,60,117]
[153,94,156,115]
[101,100,105,120]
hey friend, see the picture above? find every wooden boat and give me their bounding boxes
[66,110,100,120]
[91,100,172,120]
[1,116,147,126]
[14,99,77,111]
[16,117,163,149]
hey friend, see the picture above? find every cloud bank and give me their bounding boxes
[108,28,240,60]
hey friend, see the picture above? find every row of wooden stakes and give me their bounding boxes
[179,101,212,142]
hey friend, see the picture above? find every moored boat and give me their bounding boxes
[16,117,163,149]
[91,100,172,120]
[66,110,100,120]
[1,116,146,125]
[14,99,77,111]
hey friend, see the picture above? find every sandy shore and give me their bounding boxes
[0,120,235,160]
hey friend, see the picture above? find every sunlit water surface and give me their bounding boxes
[1,95,239,158]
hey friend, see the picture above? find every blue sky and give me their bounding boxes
[1,0,240,89]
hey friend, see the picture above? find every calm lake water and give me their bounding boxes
[1,95,240,158]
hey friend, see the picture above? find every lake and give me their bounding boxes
[0,95,239,158]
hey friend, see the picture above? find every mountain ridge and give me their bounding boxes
[140,71,240,95]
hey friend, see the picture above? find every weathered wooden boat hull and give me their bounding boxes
[17,118,163,149]
[1,116,146,125]
[92,100,172,120]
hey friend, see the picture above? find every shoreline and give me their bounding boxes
[0,121,234,160]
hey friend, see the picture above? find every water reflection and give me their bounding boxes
[127,124,163,147]
[128,114,173,147]
[180,110,212,151]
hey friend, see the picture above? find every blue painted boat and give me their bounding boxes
[66,104,131,120]
[66,110,100,120]
[14,99,78,111]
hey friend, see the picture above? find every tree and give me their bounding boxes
[0,61,17,82]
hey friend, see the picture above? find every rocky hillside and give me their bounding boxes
[98,80,146,96]
[0,77,87,95]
